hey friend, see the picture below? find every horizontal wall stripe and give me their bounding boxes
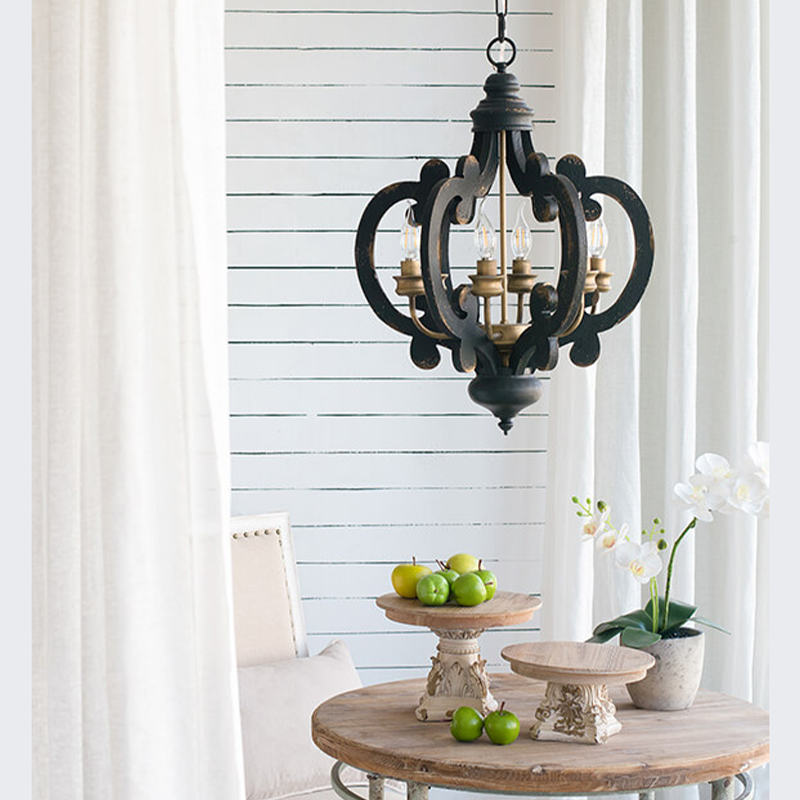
[225,46,552,52]
[309,627,539,636]
[229,411,547,419]
[227,154,467,159]
[226,82,554,88]
[293,522,544,529]
[226,227,555,233]
[227,118,555,124]
[226,374,551,381]
[226,10,551,16]
[231,485,544,492]
[225,189,552,196]
[225,154,555,161]
[232,449,545,455]
[228,340,401,345]
[225,48,554,88]
[226,264,557,270]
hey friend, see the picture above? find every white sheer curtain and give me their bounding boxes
[542,0,768,710]
[32,1,246,798]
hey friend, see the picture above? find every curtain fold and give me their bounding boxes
[543,0,768,709]
[32,1,246,798]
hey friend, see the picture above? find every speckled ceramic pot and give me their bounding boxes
[625,628,704,711]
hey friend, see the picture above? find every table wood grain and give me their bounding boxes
[376,591,542,630]
[311,673,769,794]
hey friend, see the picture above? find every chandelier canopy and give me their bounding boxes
[355,1,654,433]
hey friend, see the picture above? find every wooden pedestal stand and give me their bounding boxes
[502,642,655,745]
[376,591,542,722]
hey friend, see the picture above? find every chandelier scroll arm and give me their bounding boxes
[355,180,423,340]
[557,172,655,367]
[525,166,587,338]
[505,167,587,375]
[354,162,453,369]
[419,147,504,376]
[505,130,559,223]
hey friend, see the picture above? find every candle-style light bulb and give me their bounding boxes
[586,217,609,258]
[510,203,532,260]
[473,199,496,260]
[400,201,421,260]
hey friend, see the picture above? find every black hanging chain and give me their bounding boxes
[487,0,516,71]
[496,0,507,41]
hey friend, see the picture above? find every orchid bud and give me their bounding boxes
[657,538,668,551]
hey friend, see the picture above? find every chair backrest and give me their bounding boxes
[230,512,309,667]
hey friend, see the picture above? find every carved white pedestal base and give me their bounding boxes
[530,682,621,745]
[415,628,498,721]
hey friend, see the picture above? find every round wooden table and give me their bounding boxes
[311,673,768,799]
[375,591,542,721]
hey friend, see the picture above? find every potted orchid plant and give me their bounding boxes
[576,442,769,710]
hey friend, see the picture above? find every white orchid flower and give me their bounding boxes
[615,540,663,584]
[582,506,609,540]
[597,523,627,553]
[728,472,769,516]
[674,475,715,522]
[694,453,735,511]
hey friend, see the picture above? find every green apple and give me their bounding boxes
[484,702,520,745]
[446,553,480,574]
[449,706,484,741]
[472,561,498,600]
[451,572,488,606]
[433,560,459,587]
[415,573,450,606]
[391,558,432,598]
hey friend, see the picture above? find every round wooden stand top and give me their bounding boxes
[502,641,656,686]
[311,673,769,794]
[375,590,542,630]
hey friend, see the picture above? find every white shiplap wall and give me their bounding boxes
[225,0,557,687]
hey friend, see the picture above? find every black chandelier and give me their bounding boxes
[355,1,654,433]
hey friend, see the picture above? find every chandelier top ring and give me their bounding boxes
[486,36,517,71]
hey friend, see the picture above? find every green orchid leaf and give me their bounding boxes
[596,610,654,632]
[616,609,658,629]
[587,627,623,644]
[645,597,697,633]
[620,627,662,648]
[693,615,730,635]
[591,620,621,636]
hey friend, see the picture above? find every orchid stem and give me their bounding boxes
[650,577,659,632]
[662,517,698,629]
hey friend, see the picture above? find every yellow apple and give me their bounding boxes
[391,558,432,598]
[446,553,480,574]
